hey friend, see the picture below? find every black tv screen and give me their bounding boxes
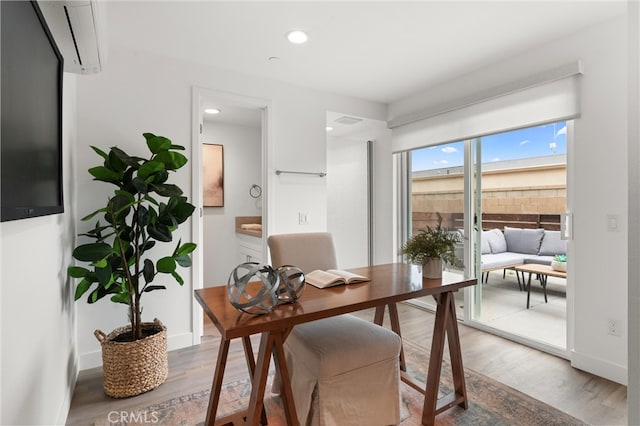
[1,1,64,222]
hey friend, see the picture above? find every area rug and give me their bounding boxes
[96,339,585,426]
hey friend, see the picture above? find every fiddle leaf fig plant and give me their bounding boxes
[68,132,197,341]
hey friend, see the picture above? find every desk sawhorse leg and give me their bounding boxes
[204,331,299,426]
[375,293,468,426]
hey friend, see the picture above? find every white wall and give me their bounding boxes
[202,121,262,286]
[627,0,640,423]
[327,119,394,269]
[74,44,387,368]
[0,75,77,425]
[389,15,629,384]
[327,136,369,268]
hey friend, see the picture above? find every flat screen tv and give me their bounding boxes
[1,1,64,222]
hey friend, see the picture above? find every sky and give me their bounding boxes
[412,121,567,171]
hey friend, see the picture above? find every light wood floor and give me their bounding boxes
[66,302,627,425]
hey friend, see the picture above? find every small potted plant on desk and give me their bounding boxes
[67,132,197,398]
[400,213,462,279]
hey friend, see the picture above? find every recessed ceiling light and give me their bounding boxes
[326,126,334,132]
[286,30,308,44]
[204,108,221,115]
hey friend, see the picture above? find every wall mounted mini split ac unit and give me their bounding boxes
[37,1,106,74]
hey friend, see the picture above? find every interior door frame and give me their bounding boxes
[190,86,271,344]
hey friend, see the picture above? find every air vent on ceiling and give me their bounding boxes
[334,115,363,125]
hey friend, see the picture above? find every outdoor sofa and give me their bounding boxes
[479,227,567,283]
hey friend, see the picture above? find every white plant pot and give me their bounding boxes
[551,260,567,272]
[422,258,443,279]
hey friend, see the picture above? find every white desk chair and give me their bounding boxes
[268,232,401,426]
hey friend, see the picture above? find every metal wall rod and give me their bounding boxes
[275,170,326,177]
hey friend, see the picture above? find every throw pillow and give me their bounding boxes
[485,228,507,253]
[504,226,545,255]
[538,230,567,256]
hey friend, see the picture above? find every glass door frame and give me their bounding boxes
[398,137,571,360]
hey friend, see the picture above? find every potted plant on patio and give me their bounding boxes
[551,254,567,272]
[400,213,462,278]
[67,132,196,398]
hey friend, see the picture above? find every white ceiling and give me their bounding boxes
[104,1,626,105]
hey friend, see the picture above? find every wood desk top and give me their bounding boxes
[195,263,476,340]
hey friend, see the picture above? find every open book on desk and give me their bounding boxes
[305,269,370,289]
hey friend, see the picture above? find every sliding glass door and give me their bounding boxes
[404,139,474,316]
[400,121,569,355]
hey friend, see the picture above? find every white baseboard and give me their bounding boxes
[571,349,627,385]
[79,332,194,371]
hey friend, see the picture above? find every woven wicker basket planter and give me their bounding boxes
[94,318,168,398]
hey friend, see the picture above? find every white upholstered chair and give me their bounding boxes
[268,232,402,426]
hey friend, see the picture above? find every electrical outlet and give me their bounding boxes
[298,212,308,225]
[607,319,622,337]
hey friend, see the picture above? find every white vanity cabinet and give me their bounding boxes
[237,233,263,264]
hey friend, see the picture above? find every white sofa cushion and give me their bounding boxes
[481,252,528,269]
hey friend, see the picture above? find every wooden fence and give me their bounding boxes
[412,212,561,235]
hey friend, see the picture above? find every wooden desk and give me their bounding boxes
[194,263,477,426]
[514,263,567,309]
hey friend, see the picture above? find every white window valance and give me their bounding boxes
[391,61,583,153]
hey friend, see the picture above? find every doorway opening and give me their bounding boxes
[190,87,270,344]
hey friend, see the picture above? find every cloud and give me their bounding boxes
[492,157,501,162]
[520,140,529,145]
[433,160,449,165]
[441,147,458,154]
[556,125,567,136]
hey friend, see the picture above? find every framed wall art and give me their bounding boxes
[203,144,224,207]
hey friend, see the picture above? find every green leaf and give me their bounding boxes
[81,207,108,222]
[143,259,155,283]
[173,201,196,224]
[108,194,133,222]
[138,161,165,180]
[95,265,112,286]
[88,166,121,182]
[137,206,150,227]
[93,258,108,268]
[91,146,109,162]
[131,177,148,194]
[171,270,184,286]
[68,266,89,278]
[176,242,197,257]
[110,147,140,167]
[151,184,183,197]
[72,243,112,262]
[74,278,92,301]
[146,135,172,154]
[175,255,192,268]
[156,257,176,273]
[147,222,172,242]
[169,144,185,151]
[155,151,188,170]
[144,194,159,206]
[143,285,166,293]
[139,240,156,253]
[108,150,127,173]
[110,293,130,304]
